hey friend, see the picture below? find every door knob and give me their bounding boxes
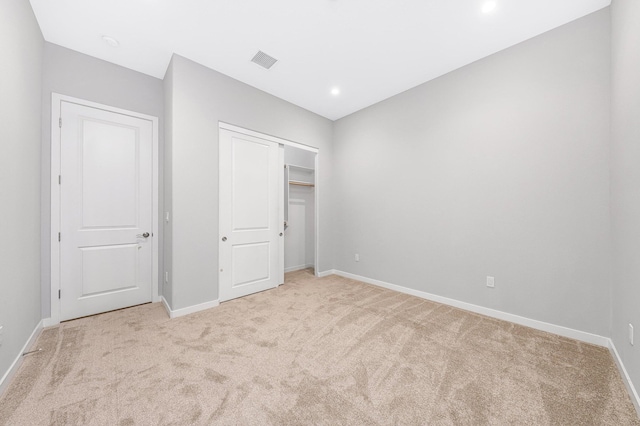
[222,236,227,242]
[136,232,150,238]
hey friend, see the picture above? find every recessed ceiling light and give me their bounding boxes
[331,87,340,96]
[101,35,120,48]
[482,1,497,14]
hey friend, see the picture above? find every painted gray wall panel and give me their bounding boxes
[333,10,611,336]
[0,0,43,383]
[41,43,164,317]
[168,55,333,310]
[611,0,640,400]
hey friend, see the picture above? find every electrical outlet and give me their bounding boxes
[165,271,169,283]
[355,253,360,262]
[630,324,634,346]
[486,276,495,288]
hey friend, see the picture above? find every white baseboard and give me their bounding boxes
[608,340,640,417]
[162,296,219,319]
[284,264,314,273]
[317,269,335,278]
[161,296,171,317]
[331,270,609,347]
[0,319,43,396]
[42,317,58,328]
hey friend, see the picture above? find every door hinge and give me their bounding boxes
[59,117,62,128]
[58,232,61,242]
[58,289,61,299]
[58,175,61,185]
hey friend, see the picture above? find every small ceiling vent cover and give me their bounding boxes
[251,50,278,69]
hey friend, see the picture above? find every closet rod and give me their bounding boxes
[289,180,315,187]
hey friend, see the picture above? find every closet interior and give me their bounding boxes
[284,145,316,274]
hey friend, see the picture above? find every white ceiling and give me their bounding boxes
[30,0,610,120]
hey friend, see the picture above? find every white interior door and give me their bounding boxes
[59,101,154,321]
[219,128,284,302]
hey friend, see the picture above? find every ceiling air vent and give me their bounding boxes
[251,50,278,70]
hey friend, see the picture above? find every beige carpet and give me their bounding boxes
[1,269,638,425]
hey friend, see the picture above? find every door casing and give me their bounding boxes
[49,93,160,325]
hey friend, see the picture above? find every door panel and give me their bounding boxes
[81,245,138,296]
[81,121,138,228]
[219,129,283,302]
[232,243,270,287]
[60,101,153,321]
[232,138,271,230]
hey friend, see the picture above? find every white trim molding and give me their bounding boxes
[50,93,160,325]
[330,270,609,347]
[317,269,335,278]
[162,297,220,319]
[0,320,43,396]
[609,340,640,417]
[219,122,319,154]
[42,317,58,328]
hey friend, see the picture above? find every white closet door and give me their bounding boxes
[219,129,284,302]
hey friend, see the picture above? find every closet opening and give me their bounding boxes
[284,146,317,275]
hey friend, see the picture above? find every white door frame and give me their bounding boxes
[49,93,160,325]
[218,122,321,278]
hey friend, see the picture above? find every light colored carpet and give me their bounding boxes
[1,269,638,425]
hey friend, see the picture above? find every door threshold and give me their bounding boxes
[60,302,153,323]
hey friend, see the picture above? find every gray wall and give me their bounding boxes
[165,55,333,310]
[333,10,612,336]
[611,0,640,399]
[40,43,165,317]
[0,0,43,383]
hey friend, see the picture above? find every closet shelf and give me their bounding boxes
[287,164,314,172]
[289,180,315,187]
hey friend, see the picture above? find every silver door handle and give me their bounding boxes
[136,232,150,238]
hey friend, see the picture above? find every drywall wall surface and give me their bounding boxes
[333,9,612,336]
[0,0,43,384]
[163,58,174,307]
[611,0,640,400]
[41,43,164,317]
[169,54,333,309]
